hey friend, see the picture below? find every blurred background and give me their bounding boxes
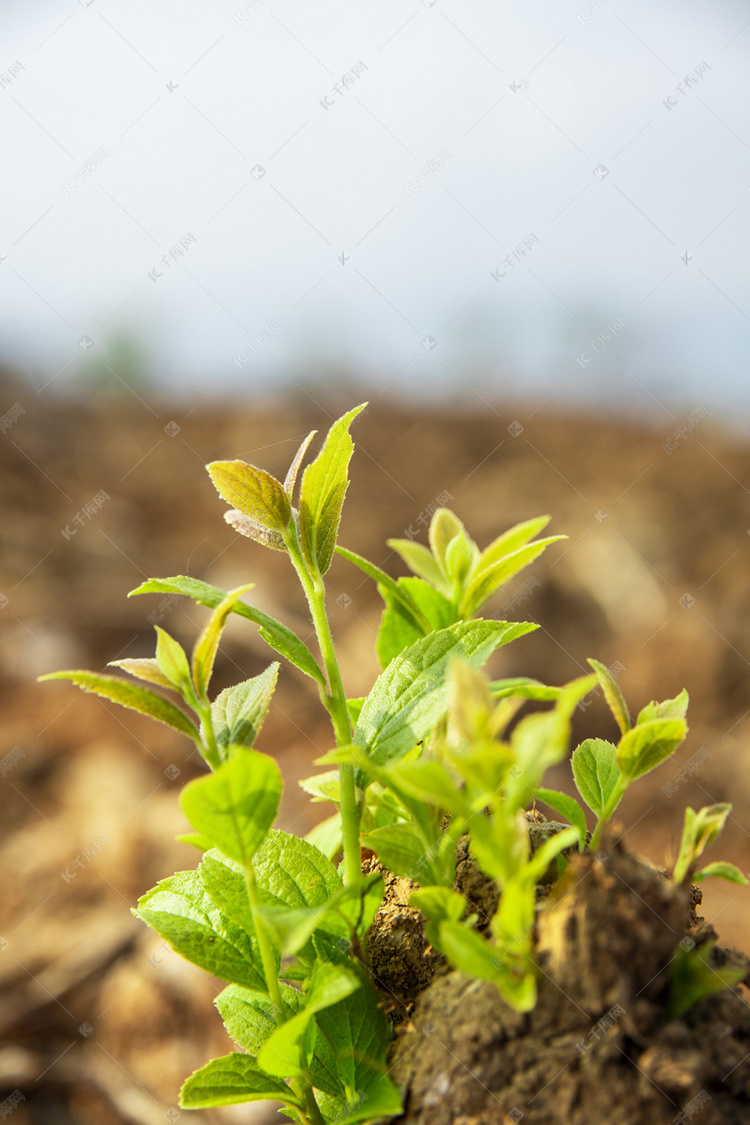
[2,1,750,1122]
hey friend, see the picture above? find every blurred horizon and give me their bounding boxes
[1,0,749,426]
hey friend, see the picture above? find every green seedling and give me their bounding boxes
[667,939,747,1020]
[537,658,690,851]
[672,803,749,886]
[39,403,747,1120]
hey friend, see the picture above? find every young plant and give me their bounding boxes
[38,403,746,1119]
[537,659,690,851]
[40,403,569,1121]
[672,803,748,886]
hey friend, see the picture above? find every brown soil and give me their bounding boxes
[383,834,750,1125]
[3,378,750,1123]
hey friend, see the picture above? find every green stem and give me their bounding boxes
[243,865,287,1022]
[286,535,362,888]
[589,776,629,852]
[298,1085,326,1125]
[196,702,222,771]
[244,866,326,1125]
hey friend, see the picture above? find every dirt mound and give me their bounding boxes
[388,839,750,1125]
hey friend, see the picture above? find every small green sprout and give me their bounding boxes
[667,939,747,1020]
[672,803,749,886]
[537,659,690,851]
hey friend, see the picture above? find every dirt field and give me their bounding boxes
[2,379,749,1123]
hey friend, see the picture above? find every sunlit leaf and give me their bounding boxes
[179,1053,294,1109]
[38,670,200,744]
[354,619,536,772]
[192,584,255,700]
[129,577,325,687]
[180,749,282,867]
[587,657,631,735]
[298,403,367,575]
[207,460,292,535]
[571,738,620,817]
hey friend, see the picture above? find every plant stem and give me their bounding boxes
[286,536,362,888]
[244,868,326,1125]
[307,574,362,888]
[589,776,629,852]
[299,1085,327,1125]
[196,702,222,771]
[243,865,287,1022]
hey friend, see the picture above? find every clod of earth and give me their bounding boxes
[378,828,750,1125]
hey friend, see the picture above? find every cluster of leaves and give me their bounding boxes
[40,403,747,1123]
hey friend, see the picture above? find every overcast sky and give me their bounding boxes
[2,0,749,419]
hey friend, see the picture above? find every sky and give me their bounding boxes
[1,0,749,419]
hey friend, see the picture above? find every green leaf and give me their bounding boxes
[691,803,733,853]
[617,718,688,783]
[693,861,749,884]
[38,671,200,744]
[218,952,345,1098]
[505,707,577,809]
[179,1052,295,1109]
[410,886,466,924]
[180,749,282,867]
[587,657,631,735]
[490,677,563,701]
[334,547,430,633]
[571,739,621,817]
[129,576,325,687]
[474,515,552,572]
[375,597,422,671]
[428,509,468,570]
[524,826,579,883]
[253,829,343,911]
[304,813,343,861]
[192,584,255,701]
[176,831,213,851]
[437,920,504,981]
[388,759,470,818]
[298,770,340,804]
[200,849,255,931]
[298,403,367,575]
[459,536,565,618]
[283,429,318,498]
[636,688,689,725]
[667,940,746,1020]
[353,619,537,772]
[211,663,280,754]
[444,527,478,587]
[154,626,194,698]
[386,538,451,593]
[533,788,588,844]
[216,982,303,1052]
[108,657,174,691]
[363,824,437,884]
[376,576,457,668]
[135,869,267,989]
[346,696,365,727]
[673,803,734,884]
[334,750,435,844]
[315,976,402,1121]
[397,577,457,633]
[410,887,466,949]
[207,459,292,535]
[259,873,384,956]
[258,962,361,1077]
